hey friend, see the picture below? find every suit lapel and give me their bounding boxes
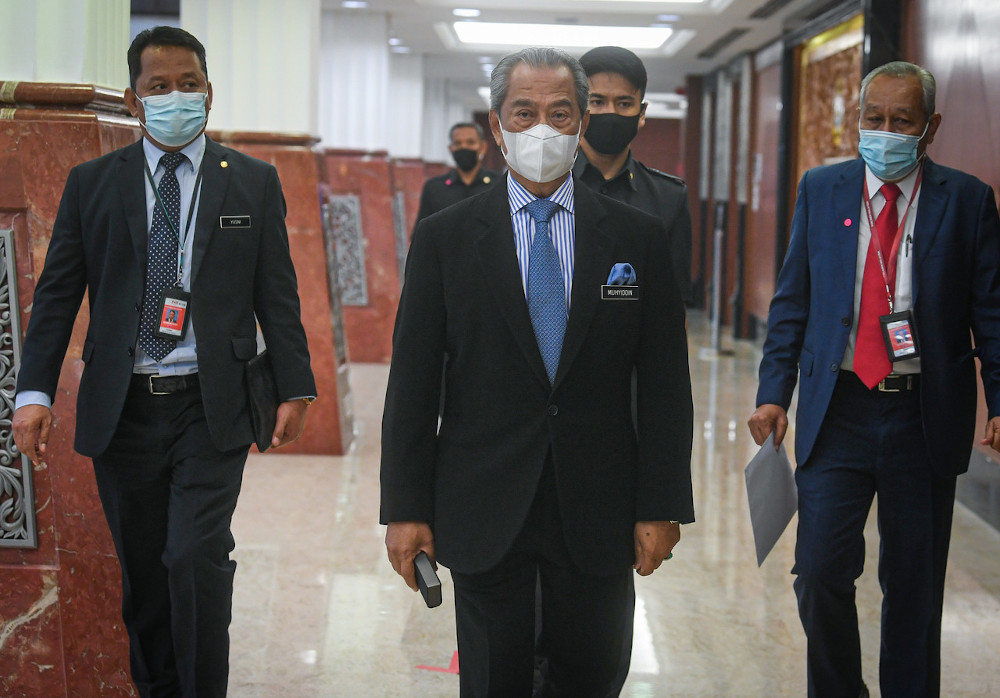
[554,185,612,388]
[191,138,232,285]
[474,180,552,389]
[117,141,150,266]
[832,160,866,300]
[910,159,948,303]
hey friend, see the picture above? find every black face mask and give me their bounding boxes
[584,112,641,155]
[452,148,479,172]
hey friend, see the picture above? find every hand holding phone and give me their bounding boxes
[414,551,442,608]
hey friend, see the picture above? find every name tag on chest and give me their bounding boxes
[601,285,640,300]
[220,215,251,228]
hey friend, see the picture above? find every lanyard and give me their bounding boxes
[861,165,923,313]
[143,156,204,285]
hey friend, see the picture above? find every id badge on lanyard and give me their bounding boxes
[864,168,923,363]
[145,157,203,342]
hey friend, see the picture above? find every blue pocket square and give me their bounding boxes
[606,263,637,285]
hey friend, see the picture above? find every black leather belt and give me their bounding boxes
[131,372,199,395]
[877,373,919,392]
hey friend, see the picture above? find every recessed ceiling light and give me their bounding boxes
[342,1,367,8]
[453,8,481,18]
[391,45,412,54]
[657,14,682,22]
[388,37,403,45]
[453,22,672,50]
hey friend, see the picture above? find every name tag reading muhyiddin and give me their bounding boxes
[601,285,639,300]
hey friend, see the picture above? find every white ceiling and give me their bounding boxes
[322,0,842,96]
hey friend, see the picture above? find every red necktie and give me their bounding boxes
[854,183,902,388]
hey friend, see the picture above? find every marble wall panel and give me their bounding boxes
[907,0,1000,458]
[208,132,352,456]
[1,92,138,697]
[321,150,401,364]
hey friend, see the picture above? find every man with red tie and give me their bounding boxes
[749,61,1000,698]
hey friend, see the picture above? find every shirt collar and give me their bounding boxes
[573,149,638,192]
[864,159,922,205]
[507,173,575,216]
[142,133,206,176]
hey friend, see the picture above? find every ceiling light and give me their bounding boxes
[341,1,367,8]
[391,45,412,54]
[388,37,403,45]
[657,14,682,22]
[453,22,672,50]
[453,8,481,17]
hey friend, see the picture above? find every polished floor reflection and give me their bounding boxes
[228,311,1000,697]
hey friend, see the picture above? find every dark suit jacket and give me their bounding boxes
[757,157,1000,475]
[16,137,316,457]
[380,176,694,576]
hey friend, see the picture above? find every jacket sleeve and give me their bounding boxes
[970,184,1000,417]
[15,167,88,403]
[757,170,812,410]
[379,218,446,524]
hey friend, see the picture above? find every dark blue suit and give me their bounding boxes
[757,158,1000,697]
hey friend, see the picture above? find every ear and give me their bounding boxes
[489,110,505,153]
[924,112,942,146]
[638,102,648,130]
[579,110,590,137]
[124,88,142,121]
[205,83,213,114]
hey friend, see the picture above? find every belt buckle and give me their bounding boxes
[878,377,900,393]
[147,375,170,396]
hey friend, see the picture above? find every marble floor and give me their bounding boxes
[228,311,1000,697]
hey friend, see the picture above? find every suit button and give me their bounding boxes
[841,316,850,327]
[127,346,135,357]
[830,363,838,371]
[547,404,558,416]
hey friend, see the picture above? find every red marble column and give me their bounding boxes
[0,82,137,697]
[389,157,426,242]
[208,131,353,456]
[319,149,402,363]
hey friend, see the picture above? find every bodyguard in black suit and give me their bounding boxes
[13,27,315,697]
[381,48,693,697]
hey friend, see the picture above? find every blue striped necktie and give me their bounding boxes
[139,151,186,361]
[525,198,565,383]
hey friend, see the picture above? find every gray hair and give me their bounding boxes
[860,61,936,119]
[489,47,589,116]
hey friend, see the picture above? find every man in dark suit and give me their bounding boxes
[749,61,1000,698]
[12,26,315,697]
[574,46,693,303]
[414,122,500,226]
[381,47,693,697]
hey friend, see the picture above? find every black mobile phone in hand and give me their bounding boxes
[414,551,442,608]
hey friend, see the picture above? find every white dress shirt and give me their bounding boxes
[841,162,923,375]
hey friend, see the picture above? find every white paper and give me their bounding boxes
[744,433,798,567]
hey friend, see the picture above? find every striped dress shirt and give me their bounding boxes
[508,174,576,315]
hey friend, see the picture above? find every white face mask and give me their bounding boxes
[499,122,580,183]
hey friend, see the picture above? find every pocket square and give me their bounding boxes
[606,263,636,285]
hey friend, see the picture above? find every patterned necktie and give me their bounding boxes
[854,182,902,388]
[525,198,565,384]
[138,151,187,362]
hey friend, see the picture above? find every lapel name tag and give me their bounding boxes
[220,215,251,228]
[601,285,639,300]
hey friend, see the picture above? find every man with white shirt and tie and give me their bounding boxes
[381,47,693,696]
[749,61,1000,698]
[13,26,315,697]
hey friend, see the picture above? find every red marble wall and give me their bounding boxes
[744,61,784,324]
[632,118,684,181]
[208,131,352,456]
[390,157,425,240]
[905,0,1000,456]
[320,149,401,364]
[0,84,137,697]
